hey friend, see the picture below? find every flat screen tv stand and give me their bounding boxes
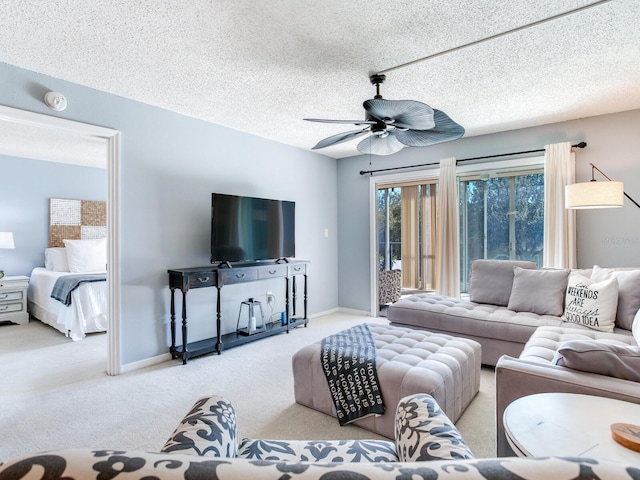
[167,260,309,364]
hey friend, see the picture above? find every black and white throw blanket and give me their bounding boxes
[320,323,385,426]
[51,273,106,306]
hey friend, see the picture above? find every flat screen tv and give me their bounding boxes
[211,193,295,264]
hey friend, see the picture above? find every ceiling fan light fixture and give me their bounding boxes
[357,132,404,155]
[304,73,464,154]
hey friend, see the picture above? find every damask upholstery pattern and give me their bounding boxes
[2,394,639,479]
[379,269,402,307]
[237,438,399,462]
[160,393,471,464]
[161,396,238,458]
[396,393,474,461]
[0,449,637,479]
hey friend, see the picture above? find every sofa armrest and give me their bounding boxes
[495,355,640,457]
[395,393,474,461]
[161,395,238,458]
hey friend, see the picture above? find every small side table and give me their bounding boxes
[0,275,29,324]
[504,392,640,463]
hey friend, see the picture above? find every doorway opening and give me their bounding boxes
[0,105,121,374]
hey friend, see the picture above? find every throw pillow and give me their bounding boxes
[553,340,640,383]
[507,267,569,316]
[590,265,640,331]
[561,273,618,332]
[63,238,107,273]
[469,259,537,306]
[44,247,70,272]
[633,309,640,346]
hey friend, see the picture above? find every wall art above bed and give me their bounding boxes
[49,198,106,247]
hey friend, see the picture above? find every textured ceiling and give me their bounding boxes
[1,0,640,161]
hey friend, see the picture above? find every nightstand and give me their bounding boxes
[0,275,29,324]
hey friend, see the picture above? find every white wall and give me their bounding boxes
[0,61,338,365]
[337,108,640,312]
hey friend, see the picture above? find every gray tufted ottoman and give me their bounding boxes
[292,323,481,439]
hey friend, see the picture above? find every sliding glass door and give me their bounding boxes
[377,181,438,293]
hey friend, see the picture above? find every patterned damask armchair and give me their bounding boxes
[1,394,636,479]
[379,269,402,308]
[160,393,473,463]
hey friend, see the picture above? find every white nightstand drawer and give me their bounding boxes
[0,302,24,314]
[0,275,30,324]
[0,291,23,302]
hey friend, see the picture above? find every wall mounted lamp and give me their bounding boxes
[0,231,15,279]
[44,91,67,111]
[565,163,640,210]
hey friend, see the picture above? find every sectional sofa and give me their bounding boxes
[387,260,638,365]
[387,259,640,456]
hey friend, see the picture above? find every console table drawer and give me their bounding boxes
[288,263,307,275]
[258,265,288,279]
[220,268,258,284]
[187,274,216,289]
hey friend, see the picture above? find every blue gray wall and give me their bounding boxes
[0,155,107,275]
[1,61,338,365]
[338,109,640,311]
[4,58,639,365]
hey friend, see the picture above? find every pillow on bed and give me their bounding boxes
[44,247,70,272]
[63,238,107,273]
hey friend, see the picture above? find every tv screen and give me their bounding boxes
[211,193,295,263]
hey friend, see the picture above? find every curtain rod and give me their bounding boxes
[359,142,587,176]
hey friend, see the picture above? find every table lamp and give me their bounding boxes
[0,232,15,279]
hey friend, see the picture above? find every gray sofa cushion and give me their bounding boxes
[591,266,640,330]
[519,326,635,364]
[469,259,537,306]
[552,340,640,383]
[507,267,569,316]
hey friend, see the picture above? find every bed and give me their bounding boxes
[28,267,107,341]
[27,197,108,341]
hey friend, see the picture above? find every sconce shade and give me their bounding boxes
[0,232,15,249]
[565,181,624,209]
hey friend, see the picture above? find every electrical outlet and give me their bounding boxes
[266,291,275,305]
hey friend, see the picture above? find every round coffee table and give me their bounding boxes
[504,392,640,463]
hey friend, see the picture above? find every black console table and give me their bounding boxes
[168,260,309,363]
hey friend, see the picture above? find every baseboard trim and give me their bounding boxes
[121,352,172,373]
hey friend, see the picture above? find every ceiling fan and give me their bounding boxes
[304,74,465,155]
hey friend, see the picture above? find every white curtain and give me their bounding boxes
[435,157,460,297]
[543,142,577,268]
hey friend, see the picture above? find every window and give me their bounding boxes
[458,169,544,293]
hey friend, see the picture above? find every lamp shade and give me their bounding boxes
[0,232,15,249]
[565,181,624,209]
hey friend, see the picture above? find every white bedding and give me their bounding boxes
[28,267,108,341]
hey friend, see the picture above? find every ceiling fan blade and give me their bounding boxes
[395,109,465,147]
[357,132,405,156]
[311,128,370,150]
[363,99,435,130]
[304,118,376,125]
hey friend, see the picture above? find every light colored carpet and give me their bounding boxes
[0,312,496,462]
